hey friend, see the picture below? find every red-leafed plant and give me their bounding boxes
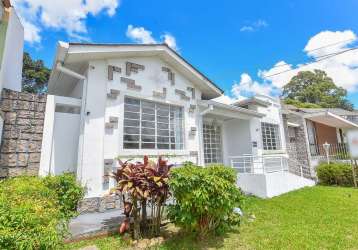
[111,156,172,239]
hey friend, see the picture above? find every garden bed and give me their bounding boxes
[65,186,358,249]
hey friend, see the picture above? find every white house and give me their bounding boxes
[0,0,23,93]
[39,42,314,203]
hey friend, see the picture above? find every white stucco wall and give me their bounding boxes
[0,8,23,93]
[51,113,80,174]
[222,119,252,165]
[255,95,287,155]
[76,56,203,197]
[237,172,315,198]
[39,95,81,176]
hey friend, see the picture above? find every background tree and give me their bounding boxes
[22,52,50,93]
[282,69,353,110]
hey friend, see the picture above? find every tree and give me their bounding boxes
[22,52,50,93]
[282,69,353,110]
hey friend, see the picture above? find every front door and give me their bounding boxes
[203,123,223,164]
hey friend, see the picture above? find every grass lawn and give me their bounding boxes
[66,186,358,250]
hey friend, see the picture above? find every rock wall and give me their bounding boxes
[282,113,312,177]
[0,89,46,178]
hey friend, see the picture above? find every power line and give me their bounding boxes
[267,38,356,70]
[262,46,358,78]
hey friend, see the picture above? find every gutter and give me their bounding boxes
[56,62,86,80]
[200,104,214,115]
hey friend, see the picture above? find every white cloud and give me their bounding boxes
[12,0,120,44]
[231,30,358,100]
[126,25,179,50]
[126,25,157,44]
[260,30,358,92]
[162,33,178,50]
[22,20,41,44]
[212,95,237,105]
[240,19,268,32]
[231,73,276,98]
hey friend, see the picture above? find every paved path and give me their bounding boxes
[69,209,125,239]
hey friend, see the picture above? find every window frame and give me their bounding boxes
[261,122,281,150]
[203,123,223,164]
[123,96,185,150]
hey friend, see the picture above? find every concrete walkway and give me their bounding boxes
[69,209,125,240]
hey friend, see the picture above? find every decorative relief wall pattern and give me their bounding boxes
[187,87,195,99]
[162,67,175,85]
[175,89,190,101]
[153,88,167,99]
[126,62,145,76]
[107,65,121,81]
[120,77,142,91]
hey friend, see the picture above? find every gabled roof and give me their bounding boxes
[304,111,358,129]
[232,97,271,108]
[199,100,265,118]
[48,42,223,98]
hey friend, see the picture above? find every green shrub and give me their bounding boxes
[168,164,243,237]
[44,173,84,220]
[317,162,357,187]
[0,174,84,250]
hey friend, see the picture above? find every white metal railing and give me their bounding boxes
[230,154,306,177]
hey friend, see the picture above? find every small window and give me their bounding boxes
[123,97,184,150]
[261,122,281,150]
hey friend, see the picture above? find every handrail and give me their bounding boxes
[230,154,307,178]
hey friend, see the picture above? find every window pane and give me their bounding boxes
[157,137,169,143]
[142,135,155,142]
[142,114,155,121]
[142,128,155,135]
[158,129,169,136]
[123,97,184,150]
[124,127,139,134]
[158,144,169,149]
[261,122,281,150]
[124,134,139,141]
[141,121,155,128]
[124,119,140,127]
[124,143,139,149]
[124,104,140,112]
[125,97,140,105]
[142,143,155,149]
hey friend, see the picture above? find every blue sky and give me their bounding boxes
[16,0,358,106]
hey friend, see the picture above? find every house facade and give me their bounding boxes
[36,42,314,206]
[282,105,358,175]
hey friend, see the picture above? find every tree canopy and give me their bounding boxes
[22,52,50,93]
[282,69,353,110]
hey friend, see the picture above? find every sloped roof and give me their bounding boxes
[48,42,223,98]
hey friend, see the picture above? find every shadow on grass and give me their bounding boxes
[157,224,241,250]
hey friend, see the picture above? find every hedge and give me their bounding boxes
[168,164,243,237]
[316,162,357,187]
[0,173,84,250]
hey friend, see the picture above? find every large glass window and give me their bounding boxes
[203,124,222,164]
[261,122,281,150]
[123,97,184,150]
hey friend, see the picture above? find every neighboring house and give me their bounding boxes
[282,105,358,175]
[0,0,23,93]
[38,42,314,206]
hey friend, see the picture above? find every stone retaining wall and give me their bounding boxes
[282,113,312,177]
[78,194,123,214]
[0,89,46,178]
